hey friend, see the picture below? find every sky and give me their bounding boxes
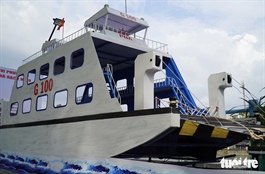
[0,0,264,112]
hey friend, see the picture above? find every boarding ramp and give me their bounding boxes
[116,57,207,115]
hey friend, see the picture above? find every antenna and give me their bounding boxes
[241,80,246,109]
[48,18,64,41]
[125,0,127,13]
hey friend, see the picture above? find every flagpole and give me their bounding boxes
[125,0,127,13]
[62,25,64,39]
[48,25,57,41]
[57,18,65,39]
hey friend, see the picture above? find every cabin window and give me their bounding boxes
[40,63,49,80]
[28,69,36,85]
[22,99,31,114]
[54,90,68,108]
[71,48,84,69]
[10,102,18,116]
[36,95,48,111]
[54,57,65,75]
[76,83,93,104]
[16,74,24,88]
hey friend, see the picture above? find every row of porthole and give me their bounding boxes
[16,48,85,89]
[10,89,68,116]
[10,82,93,117]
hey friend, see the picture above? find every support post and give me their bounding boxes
[208,72,232,118]
[103,14,109,33]
[48,25,57,41]
[134,51,163,110]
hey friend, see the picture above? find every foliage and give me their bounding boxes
[241,87,265,126]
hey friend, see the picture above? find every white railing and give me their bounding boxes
[105,64,121,104]
[23,22,168,64]
[117,85,134,95]
[134,35,168,53]
[23,27,87,64]
[116,77,171,95]
[89,22,168,52]
[23,51,43,64]
[154,77,176,88]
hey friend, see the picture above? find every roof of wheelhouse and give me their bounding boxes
[84,4,149,34]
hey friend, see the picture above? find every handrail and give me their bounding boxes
[117,85,134,95]
[22,22,168,64]
[135,35,168,53]
[116,77,173,95]
[109,65,121,104]
[154,77,176,88]
[23,51,43,64]
[154,77,208,115]
[104,64,121,104]
[23,28,87,64]
[89,22,168,52]
[116,76,209,116]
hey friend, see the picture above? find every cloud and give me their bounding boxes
[0,0,264,112]
[145,12,264,109]
[172,1,264,31]
[0,1,108,68]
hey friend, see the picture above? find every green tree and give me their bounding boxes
[241,87,265,126]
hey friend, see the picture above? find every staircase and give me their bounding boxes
[103,64,121,104]
[112,58,210,116]
[154,77,208,116]
[116,76,208,116]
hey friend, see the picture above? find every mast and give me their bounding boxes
[241,80,246,109]
[125,0,127,13]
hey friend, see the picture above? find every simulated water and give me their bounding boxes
[1,152,264,174]
[0,153,141,174]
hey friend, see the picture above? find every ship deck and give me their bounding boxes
[116,108,265,161]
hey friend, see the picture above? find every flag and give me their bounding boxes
[57,18,65,30]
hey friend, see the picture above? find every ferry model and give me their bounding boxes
[0,4,260,174]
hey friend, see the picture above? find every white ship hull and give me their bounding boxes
[0,4,258,173]
[0,109,180,158]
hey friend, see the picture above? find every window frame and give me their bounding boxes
[39,63,49,80]
[36,94,48,111]
[27,69,36,85]
[70,48,84,69]
[54,56,65,76]
[10,102,19,116]
[75,83,93,105]
[53,89,68,108]
[22,98,32,114]
[16,74,24,89]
